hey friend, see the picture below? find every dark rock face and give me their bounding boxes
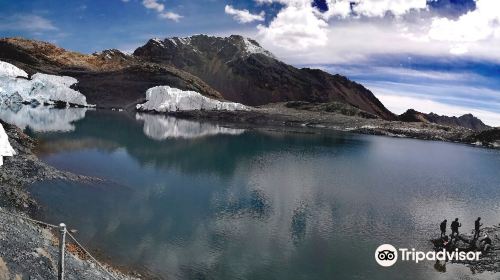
[467,128,500,147]
[0,38,222,108]
[399,109,490,131]
[133,35,395,120]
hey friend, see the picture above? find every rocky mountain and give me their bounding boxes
[0,38,222,108]
[399,109,490,131]
[133,35,395,120]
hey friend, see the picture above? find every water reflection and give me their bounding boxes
[22,110,500,280]
[0,104,89,132]
[136,113,245,140]
[34,110,359,177]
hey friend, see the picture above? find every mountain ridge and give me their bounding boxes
[0,35,490,128]
[0,37,223,108]
[133,34,396,120]
[399,109,490,131]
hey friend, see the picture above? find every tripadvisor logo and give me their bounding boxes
[375,244,481,267]
[375,244,398,267]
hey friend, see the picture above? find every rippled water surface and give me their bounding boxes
[4,109,500,280]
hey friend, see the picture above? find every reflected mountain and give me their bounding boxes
[27,110,500,280]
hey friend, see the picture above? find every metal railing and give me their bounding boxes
[0,207,119,280]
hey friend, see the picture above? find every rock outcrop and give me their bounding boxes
[399,109,490,131]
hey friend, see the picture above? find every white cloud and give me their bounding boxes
[238,0,430,50]
[142,0,165,12]
[225,5,265,23]
[351,0,427,17]
[321,0,352,18]
[230,0,500,63]
[141,0,181,21]
[256,1,329,50]
[427,0,500,55]
[159,11,183,22]
[0,14,58,32]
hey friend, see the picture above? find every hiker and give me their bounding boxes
[474,217,483,239]
[450,218,461,238]
[440,219,447,237]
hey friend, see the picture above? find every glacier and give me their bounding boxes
[0,60,89,106]
[0,123,16,166]
[136,113,245,140]
[0,61,28,78]
[136,86,247,112]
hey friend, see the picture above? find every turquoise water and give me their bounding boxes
[14,110,500,279]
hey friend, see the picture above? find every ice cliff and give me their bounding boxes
[136,86,247,112]
[0,123,16,166]
[0,60,89,106]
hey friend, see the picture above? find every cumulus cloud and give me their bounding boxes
[237,0,431,50]
[427,0,500,54]
[351,0,427,17]
[141,0,182,21]
[225,5,265,23]
[257,3,329,50]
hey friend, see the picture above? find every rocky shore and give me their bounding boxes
[431,225,500,273]
[0,103,499,278]
[0,121,137,279]
[164,102,499,148]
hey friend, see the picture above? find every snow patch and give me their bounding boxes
[0,60,90,106]
[177,37,192,45]
[243,38,275,59]
[167,38,177,46]
[0,123,16,166]
[136,113,245,140]
[151,38,166,48]
[0,61,28,78]
[136,86,247,112]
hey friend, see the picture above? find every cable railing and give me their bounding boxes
[0,206,120,280]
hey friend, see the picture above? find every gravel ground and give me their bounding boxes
[0,122,138,279]
[0,206,137,280]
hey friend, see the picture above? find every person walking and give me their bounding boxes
[440,219,447,238]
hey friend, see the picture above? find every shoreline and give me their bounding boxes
[0,106,499,278]
[138,102,499,150]
[0,121,138,279]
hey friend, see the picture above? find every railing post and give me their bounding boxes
[58,223,67,280]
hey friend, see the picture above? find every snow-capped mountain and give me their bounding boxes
[134,34,395,119]
[0,35,394,119]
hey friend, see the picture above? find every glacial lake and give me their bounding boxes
[3,108,500,280]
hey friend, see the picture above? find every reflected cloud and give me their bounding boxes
[0,105,90,132]
[136,113,245,140]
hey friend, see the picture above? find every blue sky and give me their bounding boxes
[1,0,499,125]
